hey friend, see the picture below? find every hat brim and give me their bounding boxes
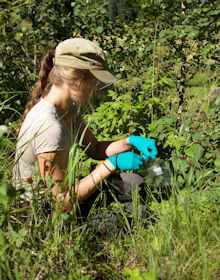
[55,55,116,84]
[90,69,117,84]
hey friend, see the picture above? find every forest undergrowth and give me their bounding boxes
[0,0,220,279]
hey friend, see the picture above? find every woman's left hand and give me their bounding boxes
[128,135,158,160]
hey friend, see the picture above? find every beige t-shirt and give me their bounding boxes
[13,98,79,185]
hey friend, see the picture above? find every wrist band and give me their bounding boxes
[103,161,114,172]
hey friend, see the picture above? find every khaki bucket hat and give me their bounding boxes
[54,38,116,84]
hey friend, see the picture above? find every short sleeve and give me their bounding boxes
[33,120,64,155]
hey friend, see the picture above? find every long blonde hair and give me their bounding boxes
[22,49,97,122]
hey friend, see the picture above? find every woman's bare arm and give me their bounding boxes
[37,151,114,211]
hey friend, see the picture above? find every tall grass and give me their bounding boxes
[1,85,220,279]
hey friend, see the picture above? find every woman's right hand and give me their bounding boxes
[106,151,144,171]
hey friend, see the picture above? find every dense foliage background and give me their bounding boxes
[0,0,220,279]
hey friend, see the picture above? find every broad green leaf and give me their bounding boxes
[185,144,204,161]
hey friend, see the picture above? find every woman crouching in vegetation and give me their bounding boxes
[13,38,157,212]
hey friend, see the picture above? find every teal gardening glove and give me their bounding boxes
[128,135,158,160]
[106,151,144,171]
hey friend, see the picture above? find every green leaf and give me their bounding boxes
[185,144,204,161]
[96,26,103,33]
[0,183,9,207]
[214,157,220,170]
[124,268,156,280]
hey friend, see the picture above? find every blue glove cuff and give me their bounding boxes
[128,135,135,145]
[107,155,117,169]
